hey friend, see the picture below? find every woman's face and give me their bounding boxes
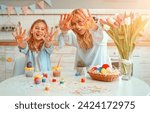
[71,15,87,35]
[31,22,47,40]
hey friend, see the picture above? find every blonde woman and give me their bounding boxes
[57,9,112,68]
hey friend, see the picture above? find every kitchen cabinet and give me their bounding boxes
[0,46,15,81]
[0,46,24,82]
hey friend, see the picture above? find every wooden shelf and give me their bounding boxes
[0,40,150,46]
[0,41,17,46]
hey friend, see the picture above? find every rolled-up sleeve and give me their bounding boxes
[44,44,54,55]
[19,45,29,54]
[92,25,104,43]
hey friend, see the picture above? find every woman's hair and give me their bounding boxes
[71,9,93,50]
[28,19,48,51]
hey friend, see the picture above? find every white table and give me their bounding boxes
[0,70,149,96]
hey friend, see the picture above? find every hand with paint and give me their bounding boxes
[12,22,29,48]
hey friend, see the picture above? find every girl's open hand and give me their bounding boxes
[12,22,29,44]
[43,27,59,47]
[59,14,72,32]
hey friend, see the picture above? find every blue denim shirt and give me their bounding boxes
[19,43,54,72]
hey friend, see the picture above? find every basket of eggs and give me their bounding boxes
[88,64,119,82]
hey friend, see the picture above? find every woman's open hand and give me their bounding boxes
[59,14,72,32]
[85,10,98,31]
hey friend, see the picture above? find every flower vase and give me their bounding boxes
[119,57,133,80]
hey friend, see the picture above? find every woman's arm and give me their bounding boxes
[55,30,77,48]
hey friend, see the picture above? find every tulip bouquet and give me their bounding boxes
[99,12,149,79]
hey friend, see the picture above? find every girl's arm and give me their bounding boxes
[44,43,54,55]
[18,43,29,54]
[91,24,107,44]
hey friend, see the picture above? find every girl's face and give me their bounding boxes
[71,15,87,35]
[31,22,47,40]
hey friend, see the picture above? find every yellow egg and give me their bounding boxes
[34,75,42,79]
[101,68,106,74]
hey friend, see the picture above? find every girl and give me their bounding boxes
[57,9,112,68]
[13,19,56,72]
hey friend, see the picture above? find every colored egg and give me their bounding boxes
[60,81,64,84]
[43,73,48,78]
[52,78,57,82]
[75,72,80,76]
[34,75,42,79]
[34,78,41,84]
[80,78,85,83]
[45,86,49,91]
[101,68,106,74]
[106,67,112,73]
[97,67,102,72]
[27,61,32,68]
[102,64,110,69]
[42,78,46,83]
[91,67,97,71]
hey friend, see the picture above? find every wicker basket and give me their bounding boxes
[88,72,119,82]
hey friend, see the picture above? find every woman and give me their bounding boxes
[57,9,112,68]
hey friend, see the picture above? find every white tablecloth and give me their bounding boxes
[0,70,149,96]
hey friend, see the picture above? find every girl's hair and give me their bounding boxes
[71,9,93,50]
[28,19,48,51]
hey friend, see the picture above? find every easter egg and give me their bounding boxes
[42,77,46,83]
[52,78,57,82]
[91,67,97,71]
[34,75,42,79]
[43,73,48,78]
[27,61,32,68]
[101,68,106,74]
[45,86,49,91]
[60,81,64,84]
[34,78,41,84]
[97,67,102,72]
[102,64,110,69]
[75,72,80,76]
[80,78,85,83]
[106,67,112,73]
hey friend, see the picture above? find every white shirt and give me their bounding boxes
[57,26,112,68]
